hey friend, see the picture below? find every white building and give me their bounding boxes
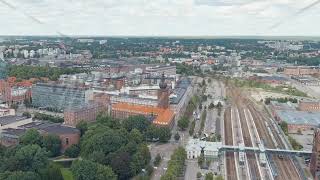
[0,108,15,117]
[22,50,29,58]
[99,40,108,45]
[0,51,4,60]
[186,138,222,159]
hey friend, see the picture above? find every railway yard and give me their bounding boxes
[224,86,302,180]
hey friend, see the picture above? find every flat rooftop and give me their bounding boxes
[276,110,320,126]
[270,101,297,110]
[19,121,79,134]
[0,116,29,126]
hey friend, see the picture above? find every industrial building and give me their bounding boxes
[32,83,89,111]
[274,110,320,132]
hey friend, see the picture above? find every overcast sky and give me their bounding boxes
[0,0,319,36]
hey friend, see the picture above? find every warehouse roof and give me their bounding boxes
[0,116,30,126]
[276,110,320,126]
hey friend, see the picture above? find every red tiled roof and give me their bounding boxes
[112,102,175,125]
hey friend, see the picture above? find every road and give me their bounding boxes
[151,77,201,180]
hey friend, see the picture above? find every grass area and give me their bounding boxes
[198,110,207,135]
[61,168,74,180]
[288,136,303,150]
[230,78,308,97]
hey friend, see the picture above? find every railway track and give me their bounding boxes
[224,107,238,180]
[246,102,301,180]
[227,86,301,180]
[226,88,262,180]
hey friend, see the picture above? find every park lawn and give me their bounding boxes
[61,168,74,180]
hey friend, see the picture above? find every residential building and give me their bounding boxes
[284,66,320,76]
[64,103,107,127]
[298,100,320,112]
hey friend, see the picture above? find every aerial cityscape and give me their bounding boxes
[1,0,320,180]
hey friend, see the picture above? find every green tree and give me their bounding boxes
[96,164,117,180]
[76,121,88,137]
[154,153,162,166]
[40,162,63,180]
[0,171,41,180]
[177,116,189,130]
[22,112,31,118]
[122,115,150,133]
[71,160,99,180]
[161,147,186,180]
[65,144,80,158]
[129,129,143,144]
[42,134,61,157]
[198,153,205,167]
[205,172,214,180]
[158,127,171,143]
[209,103,215,109]
[197,172,202,179]
[110,151,132,180]
[19,129,42,146]
[174,133,180,141]
[14,144,48,172]
[279,121,288,135]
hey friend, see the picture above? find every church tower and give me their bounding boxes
[157,73,169,109]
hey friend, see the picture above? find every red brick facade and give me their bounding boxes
[310,129,320,178]
[284,67,320,76]
[64,103,107,127]
[298,101,320,112]
[58,132,80,152]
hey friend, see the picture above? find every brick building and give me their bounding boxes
[102,76,126,90]
[3,121,81,152]
[111,103,175,128]
[284,66,320,76]
[298,100,320,112]
[0,79,32,105]
[310,128,320,179]
[64,103,107,127]
[111,73,175,128]
[157,73,170,109]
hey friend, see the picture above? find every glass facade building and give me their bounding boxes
[0,60,7,80]
[32,83,88,111]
